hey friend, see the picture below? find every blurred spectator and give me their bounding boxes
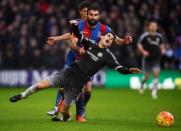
[175,35,181,71]
[0,0,180,70]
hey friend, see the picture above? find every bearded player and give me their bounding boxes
[47,3,132,122]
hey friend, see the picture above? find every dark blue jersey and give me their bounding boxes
[64,20,111,68]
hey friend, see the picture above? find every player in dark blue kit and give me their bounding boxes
[137,21,164,99]
[47,4,133,122]
[9,20,141,122]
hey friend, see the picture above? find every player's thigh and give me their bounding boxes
[64,86,81,106]
[45,71,65,88]
[84,80,93,93]
[37,80,51,89]
[143,72,149,80]
[152,61,160,78]
[152,68,160,78]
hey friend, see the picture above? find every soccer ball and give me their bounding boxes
[156,111,174,127]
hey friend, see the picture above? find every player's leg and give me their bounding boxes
[9,79,51,102]
[10,72,64,102]
[84,80,92,104]
[52,85,81,122]
[47,57,73,115]
[47,88,64,116]
[140,58,150,94]
[75,90,85,122]
[151,65,160,99]
[75,79,92,122]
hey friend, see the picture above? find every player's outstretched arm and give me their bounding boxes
[115,66,141,74]
[137,43,149,57]
[47,33,71,45]
[114,35,132,45]
[106,50,141,74]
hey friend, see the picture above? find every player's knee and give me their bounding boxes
[84,82,92,93]
[58,88,64,93]
[153,71,159,78]
[144,74,149,81]
[37,80,50,89]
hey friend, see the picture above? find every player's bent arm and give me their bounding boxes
[70,21,92,48]
[47,33,71,45]
[160,44,165,55]
[137,43,149,56]
[53,33,71,41]
[114,36,124,45]
[69,36,79,51]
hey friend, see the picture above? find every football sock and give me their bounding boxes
[76,93,84,116]
[55,90,63,107]
[152,78,159,97]
[84,92,91,106]
[21,84,38,98]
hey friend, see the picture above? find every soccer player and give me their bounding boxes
[46,1,91,121]
[47,4,133,122]
[9,20,141,122]
[137,21,164,99]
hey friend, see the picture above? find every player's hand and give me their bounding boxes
[47,37,57,45]
[129,68,142,74]
[78,47,86,55]
[123,35,132,44]
[143,50,149,57]
[69,20,78,25]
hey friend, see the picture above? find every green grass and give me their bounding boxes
[0,87,181,131]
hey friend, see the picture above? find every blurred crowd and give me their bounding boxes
[0,0,181,70]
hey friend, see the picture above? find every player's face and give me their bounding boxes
[79,7,88,20]
[148,22,158,33]
[87,10,100,27]
[101,33,114,47]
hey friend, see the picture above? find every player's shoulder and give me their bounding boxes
[140,32,149,38]
[156,32,163,38]
[105,48,115,58]
[77,19,85,25]
[100,22,110,28]
[74,18,82,22]
[98,22,111,32]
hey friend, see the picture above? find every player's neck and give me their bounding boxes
[98,42,107,48]
[149,31,156,36]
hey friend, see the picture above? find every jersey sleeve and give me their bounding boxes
[158,33,164,45]
[106,26,112,33]
[106,50,132,74]
[138,33,147,45]
[71,23,95,49]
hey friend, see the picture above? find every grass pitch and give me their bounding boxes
[0,87,181,131]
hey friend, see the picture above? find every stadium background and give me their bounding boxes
[0,0,181,130]
[0,0,180,88]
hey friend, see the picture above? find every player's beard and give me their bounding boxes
[87,19,98,27]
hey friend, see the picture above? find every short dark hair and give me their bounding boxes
[148,20,157,25]
[79,1,91,11]
[102,32,116,42]
[87,3,100,13]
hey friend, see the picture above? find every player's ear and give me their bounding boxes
[98,14,100,19]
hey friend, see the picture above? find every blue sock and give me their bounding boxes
[84,92,91,106]
[54,90,63,107]
[76,93,84,116]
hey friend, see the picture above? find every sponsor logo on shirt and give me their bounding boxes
[87,51,98,61]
